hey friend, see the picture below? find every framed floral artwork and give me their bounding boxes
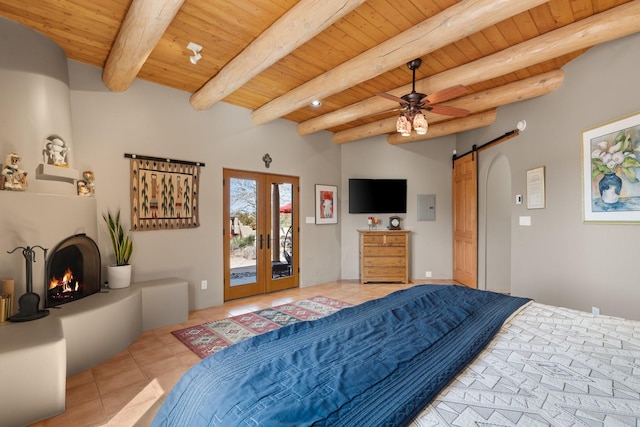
[582,111,640,222]
[315,184,338,224]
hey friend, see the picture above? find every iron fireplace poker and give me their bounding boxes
[7,245,50,321]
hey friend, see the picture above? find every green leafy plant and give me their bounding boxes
[103,210,133,266]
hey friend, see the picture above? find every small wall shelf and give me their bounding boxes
[36,163,79,183]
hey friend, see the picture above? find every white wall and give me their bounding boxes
[340,135,455,281]
[68,61,342,310]
[457,32,640,320]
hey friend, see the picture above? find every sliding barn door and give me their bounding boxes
[453,152,478,288]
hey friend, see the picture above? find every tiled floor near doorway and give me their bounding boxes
[30,280,450,426]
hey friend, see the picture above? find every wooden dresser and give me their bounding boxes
[359,230,410,284]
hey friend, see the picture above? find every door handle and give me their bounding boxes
[259,234,264,250]
[267,234,271,250]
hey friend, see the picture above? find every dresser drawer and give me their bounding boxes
[363,246,406,257]
[363,257,405,267]
[362,234,407,245]
[361,266,407,283]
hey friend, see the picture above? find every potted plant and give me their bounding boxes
[103,209,134,288]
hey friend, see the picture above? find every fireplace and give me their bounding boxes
[46,234,101,308]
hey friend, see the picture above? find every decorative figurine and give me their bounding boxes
[43,136,70,167]
[77,170,95,197]
[1,152,28,191]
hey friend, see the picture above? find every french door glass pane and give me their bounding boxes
[229,177,257,287]
[271,182,293,279]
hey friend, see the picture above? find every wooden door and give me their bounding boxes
[223,169,299,301]
[453,152,478,288]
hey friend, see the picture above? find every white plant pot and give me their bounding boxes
[107,264,132,289]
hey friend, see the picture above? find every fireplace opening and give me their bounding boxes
[46,234,101,308]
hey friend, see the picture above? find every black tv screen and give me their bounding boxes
[349,179,407,214]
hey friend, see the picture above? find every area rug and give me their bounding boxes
[172,296,351,359]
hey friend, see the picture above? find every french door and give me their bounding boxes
[223,169,299,301]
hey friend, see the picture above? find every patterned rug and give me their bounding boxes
[172,296,351,359]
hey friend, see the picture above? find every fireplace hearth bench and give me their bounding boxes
[0,277,188,427]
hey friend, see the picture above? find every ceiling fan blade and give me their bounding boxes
[426,104,470,117]
[423,85,467,105]
[375,92,407,104]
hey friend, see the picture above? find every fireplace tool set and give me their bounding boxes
[6,245,50,321]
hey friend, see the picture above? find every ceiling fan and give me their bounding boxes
[375,58,470,136]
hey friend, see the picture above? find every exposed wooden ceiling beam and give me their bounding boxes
[189,0,365,111]
[102,0,185,92]
[332,70,564,144]
[250,0,548,126]
[299,1,640,136]
[387,110,498,145]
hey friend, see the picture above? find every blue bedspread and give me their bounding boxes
[152,285,530,426]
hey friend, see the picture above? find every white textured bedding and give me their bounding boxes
[411,302,640,426]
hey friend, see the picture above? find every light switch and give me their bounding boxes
[519,216,531,226]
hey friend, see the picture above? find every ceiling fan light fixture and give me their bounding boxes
[413,112,428,135]
[396,114,411,136]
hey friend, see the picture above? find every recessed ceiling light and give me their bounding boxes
[310,100,322,107]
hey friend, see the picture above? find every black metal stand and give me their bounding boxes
[7,245,49,322]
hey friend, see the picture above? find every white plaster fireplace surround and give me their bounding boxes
[0,15,97,311]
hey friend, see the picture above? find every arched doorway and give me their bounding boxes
[481,153,512,294]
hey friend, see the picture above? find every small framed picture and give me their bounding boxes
[315,185,338,224]
[526,166,546,209]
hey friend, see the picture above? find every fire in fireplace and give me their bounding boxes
[46,234,101,308]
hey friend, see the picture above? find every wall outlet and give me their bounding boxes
[425,271,432,278]
[592,306,600,315]
[201,280,208,290]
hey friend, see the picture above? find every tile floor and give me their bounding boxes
[29,279,450,427]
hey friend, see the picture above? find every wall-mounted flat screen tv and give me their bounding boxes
[348,178,407,214]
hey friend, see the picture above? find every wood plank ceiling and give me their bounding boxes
[1,0,638,144]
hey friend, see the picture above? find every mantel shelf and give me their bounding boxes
[36,163,79,183]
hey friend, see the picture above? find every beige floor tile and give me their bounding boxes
[66,380,101,408]
[92,354,138,380]
[95,366,146,396]
[155,368,189,392]
[43,399,106,427]
[177,350,202,367]
[106,379,166,427]
[127,336,165,354]
[100,379,150,417]
[139,355,184,379]
[130,345,173,366]
[66,369,95,389]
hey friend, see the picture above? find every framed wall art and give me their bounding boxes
[582,111,640,222]
[128,154,203,230]
[526,166,546,209]
[315,184,338,224]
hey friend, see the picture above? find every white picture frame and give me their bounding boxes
[315,184,338,224]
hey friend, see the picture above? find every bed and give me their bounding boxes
[152,285,640,426]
